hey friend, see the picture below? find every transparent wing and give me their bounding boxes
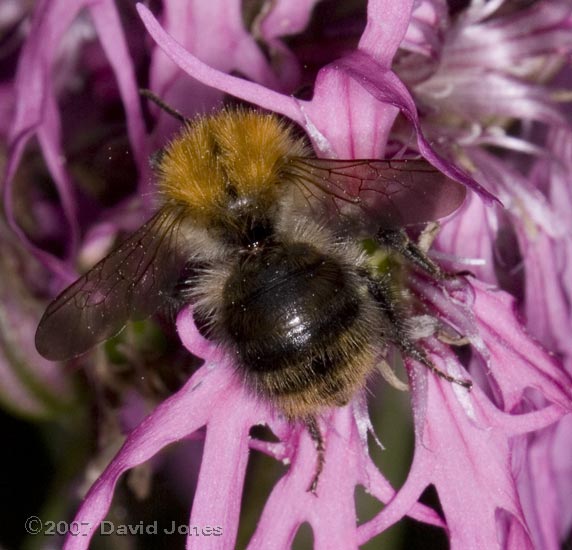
[288,158,467,235]
[35,208,186,361]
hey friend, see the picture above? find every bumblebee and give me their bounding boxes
[36,103,469,490]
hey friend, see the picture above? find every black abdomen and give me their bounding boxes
[222,243,376,416]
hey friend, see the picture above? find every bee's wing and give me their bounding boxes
[288,158,467,235]
[35,208,186,361]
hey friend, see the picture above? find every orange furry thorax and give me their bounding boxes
[156,109,307,226]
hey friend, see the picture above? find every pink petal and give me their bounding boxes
[334,51,496,200]
[148,0,288,143]
[257,0,321,90]
[360,349,567,549]
[186,382,256,549]
[360,0,415,64]
[435,191,498,283]
[401,0,447,57]
[470,279,572,411]
[63,364,236,549]
[5,0,150,276]
[88,0,148,184]
[5,0,86,273]
[138,3,300,123]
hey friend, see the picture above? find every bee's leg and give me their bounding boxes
[417,221,440,253]
[366,275,472,389]
[376,228,445,279]
[376,227,473,279]
[399,337,472,389]
[305,416,325,495]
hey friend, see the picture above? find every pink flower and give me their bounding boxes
[3,1,572,549]
[398,3,572,547]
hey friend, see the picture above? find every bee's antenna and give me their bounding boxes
[139,89,188,124]
[305,416,325,495]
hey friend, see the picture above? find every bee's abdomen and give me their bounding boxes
[222,243,377,417]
